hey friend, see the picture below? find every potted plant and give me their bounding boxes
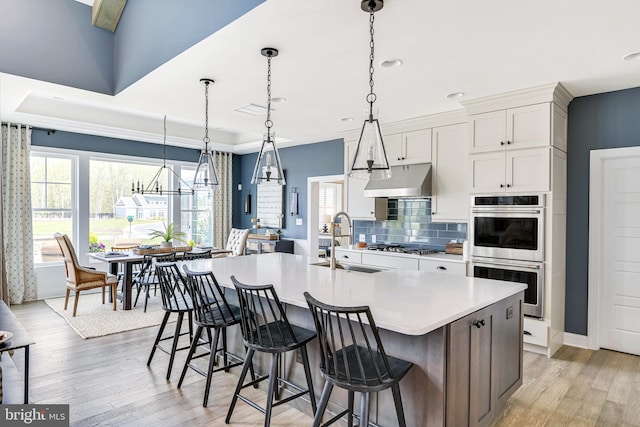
[148,222,187,248]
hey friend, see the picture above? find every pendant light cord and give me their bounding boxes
[162,115,167,167]
[367,9,376,121]
[203,80,210,150]
[265,53,273,136]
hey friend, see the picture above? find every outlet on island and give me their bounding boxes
[372,235,377,243]
[359,234,366,242]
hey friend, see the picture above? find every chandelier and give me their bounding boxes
[132,115,195,195]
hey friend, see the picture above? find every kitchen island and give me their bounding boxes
[189,253,526,426]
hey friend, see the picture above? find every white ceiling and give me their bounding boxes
[3,0,640,154]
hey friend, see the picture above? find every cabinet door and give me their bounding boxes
[385,133,403,166]
[493,293,523,407]
[345,140,386,219]
[432,123,469,222]
[446,307,494,427]
[403,129,432,164]
[505,147,550,192]
[470,152,506,194]
[506,104,551,150]
[469,111,506,153]
[361,253,419,270]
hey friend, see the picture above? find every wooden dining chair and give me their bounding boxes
[54,233,118,317]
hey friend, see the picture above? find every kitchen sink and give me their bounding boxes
[310,261,383,274]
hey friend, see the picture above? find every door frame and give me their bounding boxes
[306,174,344,258]
[588,145,640,350]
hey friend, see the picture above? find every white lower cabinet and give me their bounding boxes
[333,248,361,264]
[522,317,549,348]
[419,259,466,276]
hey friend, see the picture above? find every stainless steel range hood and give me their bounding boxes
[363,163,432,198]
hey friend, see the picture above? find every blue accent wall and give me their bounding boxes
[566,86,640,335]
[233,139,344,240]
[114,0,265,93]
[31,128,200,162]
[0,0,114,94]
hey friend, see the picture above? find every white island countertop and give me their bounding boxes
[193,253,526,336]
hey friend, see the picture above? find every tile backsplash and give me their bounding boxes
[352,199,467,251]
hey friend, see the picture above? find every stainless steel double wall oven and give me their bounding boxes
[469,194,544,318]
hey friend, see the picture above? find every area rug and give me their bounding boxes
[44,293,170,339]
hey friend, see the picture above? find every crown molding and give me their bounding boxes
[461,82,575,115]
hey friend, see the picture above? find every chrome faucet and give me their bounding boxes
[330,211,352,270]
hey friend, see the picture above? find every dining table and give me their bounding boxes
[87,248,232,310]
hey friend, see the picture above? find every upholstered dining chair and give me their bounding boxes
[219,228,249,257]
[54,233,118,317]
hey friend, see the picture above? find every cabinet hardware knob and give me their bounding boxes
[432,211,436,215]
[507,140,512,145]
[473,319,486,328]
[523,330,532,336]
[506,184,511,188]
[500,184,504,188]
[500,141,505,146]
[344,255,349,259]
[436,266,447,270]
[397,157,401,161]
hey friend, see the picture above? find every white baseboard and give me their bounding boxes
[563,332,589,349]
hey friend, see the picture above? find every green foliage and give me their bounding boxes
[148,221,187,243]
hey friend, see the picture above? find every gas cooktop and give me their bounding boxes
[366,244,440,256]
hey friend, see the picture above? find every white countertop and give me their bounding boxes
[335,245,466,263]
[189,253,525,336]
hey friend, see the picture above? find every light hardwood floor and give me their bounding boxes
[8,301,640,426]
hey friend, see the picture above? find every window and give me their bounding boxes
[180,168,213,246]
[89,158,169,250]
[319,182,343,218]
[31,153,75,263]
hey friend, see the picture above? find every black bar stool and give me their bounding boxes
[147,261,193,380]
[226,275,317,427]
[304,291,413,427]
[177,266,245,407]
[134,252,177,312]
[181,249,212,260]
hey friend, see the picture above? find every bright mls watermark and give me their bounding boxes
[1,405,69,426]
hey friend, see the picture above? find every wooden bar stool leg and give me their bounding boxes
[359,392,370,427]
[148,312,170,365]
[264,353,280,427]
[226,348,255,424]
[203,327,221,407]
[391,383,407,427]
[166,312,184,380]
[312,381,333,427]
[178,326,203,388]
[300,345,317,411]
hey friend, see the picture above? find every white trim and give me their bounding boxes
[563,332,589,349]
[588,145,640,351]
[306,174,345,257]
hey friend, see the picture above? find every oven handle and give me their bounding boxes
[471,209,542,215]
[472,260,542,271]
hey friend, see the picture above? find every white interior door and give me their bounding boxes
[599,155,640,354]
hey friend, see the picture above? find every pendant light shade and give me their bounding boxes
[349,0,391,180]
[194,78,219,188]
[251,47,286,185]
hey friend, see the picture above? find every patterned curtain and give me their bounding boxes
[213,151,233,249]
[1,123,37,304]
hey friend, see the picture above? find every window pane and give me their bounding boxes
[46,183,72,209]
[90,159,169,250]
[46,158,71,182]
[31,155,74,264]
[180,168,213,246]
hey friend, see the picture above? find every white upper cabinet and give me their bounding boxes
[386,129,432,166]
[432,123,469,222]
[470,147,550,193]
[469,103,551,154]
[344,139,387,220]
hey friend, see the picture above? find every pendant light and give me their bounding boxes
[193,78,219,188]
[251,47,286,185]
[349,0,391,180]
[132,115,195,195]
